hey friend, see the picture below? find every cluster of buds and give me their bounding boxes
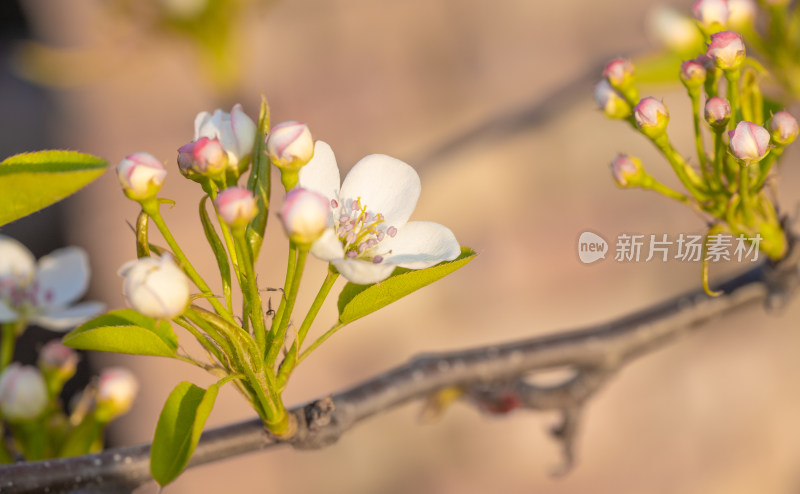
[594,21,798,270]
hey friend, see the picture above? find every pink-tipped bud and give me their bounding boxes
[119,254,190,320]
[194,104,257,176]
[38,340,79,380]
[117,152,167,201]
[727,0,756,28]
[729,121,771,163]
[707,31,745,70]
[214,186,257,228]
[634,97,670,137]
[593,80,632,119]
[280,187,332,245]
[603,58,635,89]
[680,60,707,89]
[610,154,646,188]
[704,97,731,129]
[768,111,799,146]
[177,136,228,181]
[0,364,47,421]
[692,0,729,31]
[95,367,138,422]
[265,121,314,171]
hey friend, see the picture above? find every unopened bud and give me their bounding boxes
[280,187,332,245]
[692,0,729,32]
[593,80,631,119]
[768,111,799,146]
[680,60,707,90]
[634,97,670,137]
[603,58,635,89]
[95,367,138,422]
[266,121,315,171]
[117,153,167,201]
[729,121,771,163]
[610,154,647,187]
[214,186,257,229]
[194,104,257,176]
[707,31,746,70]
[0,364,47,421]
[704,97,731,129]
[38,340,79,385]
[177,137,228,181]
[119,254,190,320]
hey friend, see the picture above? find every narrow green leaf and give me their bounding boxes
[246,96,271,259]
[199,196,232,303]
[150,380,221,486]
[337,247,476,324]
[63,309,178,358]
[0,150,107,226]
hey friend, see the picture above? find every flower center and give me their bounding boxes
[0,278,53,315]
[332,197,396,264]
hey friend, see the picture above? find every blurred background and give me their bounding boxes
[4,0,800,492]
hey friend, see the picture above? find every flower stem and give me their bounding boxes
[0,322,16,371]
[233,228,267,355]
[297,322,346,365]
[265,245,308,368]
[725,69,742,128]
[652,134,709,201]
[688,89,710,180]
[143,201,236,325]
[277,269,339,388]
[266,244,297,354]
[738,162,756,226]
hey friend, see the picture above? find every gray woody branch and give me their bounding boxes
[2,239,798,493]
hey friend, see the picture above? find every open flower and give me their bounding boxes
[297,141,461,284]
[0,235,104,331]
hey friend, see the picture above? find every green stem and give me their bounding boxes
[205,183,241,285]
[752,147,781,193]
[277,270,339,388]
[652,134,709,201]
[143,201,236,325]
[297,322,346,365]
[175,316,228,368]
[738,161,755,226]
[266,245,297,353]
[265,245,308,368]
[725,69,742,128]
[0,322,16,371]
[689,90,710,180]
[712,129,732,190]
[233,228,267,355]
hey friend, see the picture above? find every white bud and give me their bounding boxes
[117,153,167,201]
[266,121,314,171]
[119,254,190,319]
[96,367,138,421]
[0,364,48,421]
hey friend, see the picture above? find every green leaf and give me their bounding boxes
[150,381,221,486]
[337,247,476,324]
[0,150,107,227]
[246,96,271,260]
[63,309,178,358]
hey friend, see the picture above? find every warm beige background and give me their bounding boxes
[12,0,800,492]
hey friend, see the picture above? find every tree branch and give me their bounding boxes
[2,238,798,493]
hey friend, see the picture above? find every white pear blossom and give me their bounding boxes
[297,141,461,285]
[0,235,104,331]
[119,254,190,319]
[194,104,256,170]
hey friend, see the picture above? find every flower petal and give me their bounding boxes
[32,301,105,331]
[310,228,345,261]
[331,258,396,285]
[0,235,36,285]
[230,103,256,158]
[0,300,19,323]
[380,221,461,269]
[298,141,341,204]
[338,154,420,228]
[36,247,90,308]
[194,111,214,140]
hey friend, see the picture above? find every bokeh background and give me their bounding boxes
[3,0,800,492]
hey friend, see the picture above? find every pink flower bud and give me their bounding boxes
[727,0,756,28]
[214,186,257,228]
[265,121,314,171]
[119,254,190,319]
[768,111,799,146]
[593,80,631,119]
[280,188,332,245]
[96,367,138,421]
[38,340,79,378]
[177,136,228,180]
[0,364,47,421]
[680,60,707,89]
[602,58,635,88]
[707,31,745,70]
[704,97,731,128]
[634,97,670,137]
[117,152,167,201]
[729,121,771,163]
[194,104,257,175]
[692,0,729,30]
[610,154,646,187]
